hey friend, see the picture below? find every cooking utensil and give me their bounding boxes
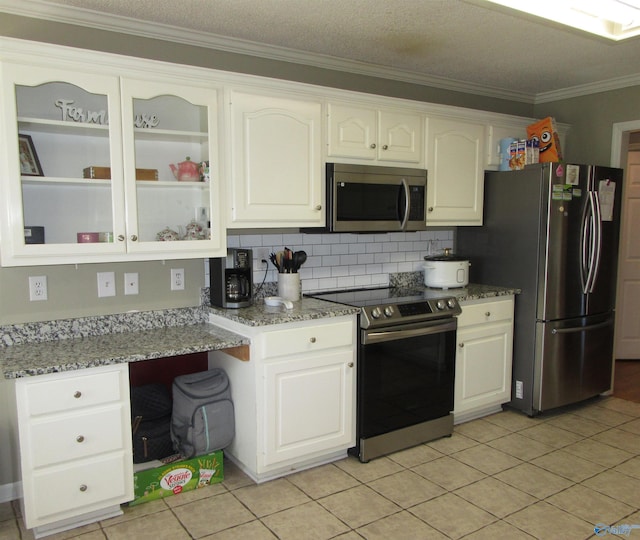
[293,250,307,271]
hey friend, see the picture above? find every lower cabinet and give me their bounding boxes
[12,364,133,537]
[208,314,357,483]
[454,296,514,424]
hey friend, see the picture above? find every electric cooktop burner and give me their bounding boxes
[307,286,461,329]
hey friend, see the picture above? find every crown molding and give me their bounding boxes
[1,0,638,105]
[534,72,640,103]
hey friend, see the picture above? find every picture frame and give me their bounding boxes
[18,134,43,176]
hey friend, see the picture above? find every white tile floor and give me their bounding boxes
[2,396,640,539]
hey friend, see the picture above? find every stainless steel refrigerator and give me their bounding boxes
[457,163,623,416]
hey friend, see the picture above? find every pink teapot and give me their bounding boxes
[169,157,200,182]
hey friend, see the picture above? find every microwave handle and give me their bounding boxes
[399,178,410,230]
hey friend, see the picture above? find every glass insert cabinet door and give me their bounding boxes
[0,63,126,264]
[120,78,222,256]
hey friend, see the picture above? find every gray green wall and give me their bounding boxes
[535,87,640,166]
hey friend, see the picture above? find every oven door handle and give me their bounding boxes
[363,319,457,344]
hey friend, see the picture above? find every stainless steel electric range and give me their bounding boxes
[306,286,461,462]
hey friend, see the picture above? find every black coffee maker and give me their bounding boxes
[210,248,253,308]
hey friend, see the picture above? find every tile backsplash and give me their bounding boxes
[207,229,454,294]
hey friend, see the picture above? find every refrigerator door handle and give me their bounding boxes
[581,191,600,294]
[580,194,593,293]
[589,190,603,293]
[551,319,612,334]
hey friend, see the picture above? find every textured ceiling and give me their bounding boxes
[4,0,640,100]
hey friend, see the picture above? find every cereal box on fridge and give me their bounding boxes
[526,117,563,162]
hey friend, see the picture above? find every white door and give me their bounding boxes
[615,140,640,358]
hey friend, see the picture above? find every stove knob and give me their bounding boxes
[447,299,457,309]
[371,307,382,319]
[383,306,394,317]
[436,299,446,310]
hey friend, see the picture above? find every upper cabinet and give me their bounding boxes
[0,60,225,266]
[327,103,424,166]
[227,89,324,228]
[425,116,485,226]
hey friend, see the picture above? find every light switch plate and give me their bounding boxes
[97,271,116,298]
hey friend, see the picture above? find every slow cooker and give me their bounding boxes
[423,249,470,289]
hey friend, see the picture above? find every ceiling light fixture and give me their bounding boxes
[484,0,640,40]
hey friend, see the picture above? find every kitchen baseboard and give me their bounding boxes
[0,480,20,503]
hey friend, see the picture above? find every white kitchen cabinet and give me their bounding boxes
[227,89,324,227]
[0,60,225,266]
[485,119,530,168]
[454,296,514,424]
[425,116,485,225]
[207,314,357,483]
[12,364,133,538]
[327,102,424,165]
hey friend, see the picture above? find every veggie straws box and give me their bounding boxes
[130,451,223,506]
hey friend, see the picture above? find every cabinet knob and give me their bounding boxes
[76,435,85,443]
[74,391,82,399]
[310,337,317,343]
[348,362,354,368]
[79,484,87,492]
[370,143,377,149]
[459,343,464,348]
[315,204,322,211]
[485,312,491,317]
[382,144,388,150]
[117,235,125,242]
[130,235,138,242]
[428,207,434,212]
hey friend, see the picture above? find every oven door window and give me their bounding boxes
[359,328,455,439]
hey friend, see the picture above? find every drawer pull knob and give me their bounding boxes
[74,391,82,399]
[382,144,388,150]
[348,362,354,368]
[485,312,491,317]
[370,143,377,149]
[459,343,464,348]
[310,337,317,343]
[76,435,85,443]
[79,484,87,492]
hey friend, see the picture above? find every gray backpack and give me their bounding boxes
[170,369,235,458]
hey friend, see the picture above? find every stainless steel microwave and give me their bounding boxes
[324,163,428,233]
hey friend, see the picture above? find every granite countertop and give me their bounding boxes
[439,283,520,302]
[0,323,249,379]
[0,283,517,379]
[207,297,360,327]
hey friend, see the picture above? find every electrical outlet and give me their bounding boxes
[171,268,185,291]
[515,380,524,399]
[254,247,269,261]
[124,272,139,295]
[97,271,116,298]
[28,275,48,301]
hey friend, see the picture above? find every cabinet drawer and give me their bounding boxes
[30,453,129,521]
[29,406,126,468]
[24,369,123,416]
[262,320,354,359]
[458,298,514,328]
